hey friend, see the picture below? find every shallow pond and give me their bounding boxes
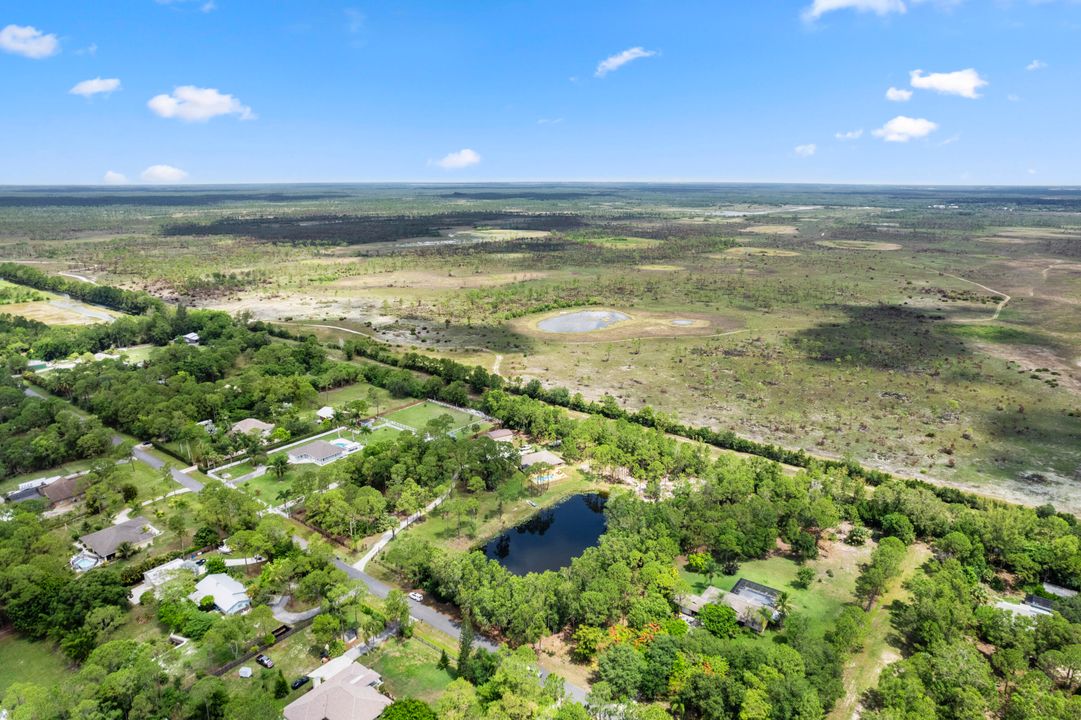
[483,493,607,575]
[537,310,629,333]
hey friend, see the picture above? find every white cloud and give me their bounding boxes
[201,1,216,11]
[595,47,657,78]
[345,8,365,33]
[70,77,121,98]
[939,133,960,146]
[0,24,60,59]
[886,86,912,102]
[1007,94,1021,102]
[803,0,906,21]
[433,149,481,170]
[140,165,188,183]
[1026,59,1046,71]
[873,116,938,142]
[102,171,128,185]
[537,117,564,125]
[909,68,987,98]
[835,129,863,140]
[148,86,255,122]
[795,143,817,157]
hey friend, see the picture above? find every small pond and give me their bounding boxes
[537,310,629,333]
[483,493,607,575]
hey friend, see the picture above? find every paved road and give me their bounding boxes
[353,487,452,572]
[131,445,204,491]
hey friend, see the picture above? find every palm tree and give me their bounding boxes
[269,453,289,481]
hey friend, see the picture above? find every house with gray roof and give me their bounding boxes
[287,439,344,466]
[283,662,389,720]
[189,573,250,615]
[79,516,159,560]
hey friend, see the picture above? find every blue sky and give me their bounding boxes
[1,0,1079,185]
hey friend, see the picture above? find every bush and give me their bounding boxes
[793,567,815,589]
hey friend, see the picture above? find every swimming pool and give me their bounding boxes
[71,554,99,572]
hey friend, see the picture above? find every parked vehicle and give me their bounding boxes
[408,591,423,602]
[255,654,274,668]
[291,676,310,690]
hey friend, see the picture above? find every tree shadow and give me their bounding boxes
[788,304,970,370]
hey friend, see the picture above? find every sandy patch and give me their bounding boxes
[3,300,118,325]
[636,264,684,271]
[740,225,799,236]
[718,247,801,257]
[816,240,902,251]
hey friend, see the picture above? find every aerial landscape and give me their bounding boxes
[2,2,1081,720]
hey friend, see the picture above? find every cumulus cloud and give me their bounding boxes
[595,47,657,77]
[0,24,59,59]
[102,171,128,185]
[70,77,121,98]
[433,149,481,169]
[909,68,987,98]
[886,86,912,102]
[803,0,906,21]
[148,86,255,122]
[1026,59,1046,71]
[835,129,863,140]
[794,143,817,157]
[140,165,188,183]
[873,115,938,142]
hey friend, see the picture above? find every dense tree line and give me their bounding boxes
[0,376,113,479]
[0,262,164,315]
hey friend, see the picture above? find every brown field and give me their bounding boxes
[815,240,903,251]
[636,264,685,271]
[3,300,119,325]
[326,269,550,291]
[740,224,800,235]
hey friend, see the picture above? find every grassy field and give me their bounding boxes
[308,381,395,418]
[0,634,73,694]
[383,401,489,436]
[366,638,455,704]
[6,186,1081,513]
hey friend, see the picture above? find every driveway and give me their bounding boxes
[131,444,204,491]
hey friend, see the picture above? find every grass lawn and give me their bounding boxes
[237,470,296,505]
[0,458,100,495]
[360,424,406,445]
[307,382,396,418]
[220,626,323,712]
[366,638,455,704]
[383,401,490,437]
[379,468,599,558]
[0,634,73,695]
[679,540,871,637]
[113,460,176,504]
[217,460,258,481]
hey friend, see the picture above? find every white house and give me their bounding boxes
[189,573,250,615]
[287,439,345,466]
[316,406,336,421]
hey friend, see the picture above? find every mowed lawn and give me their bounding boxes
[383,401,490,436]
[366,638,454,704]
[680,541,871,636]
[0,634,73,695]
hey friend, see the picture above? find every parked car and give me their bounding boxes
[291,676,310,690]
[255,654,274,668]
[194,558,206,566]
[408,591,423,602]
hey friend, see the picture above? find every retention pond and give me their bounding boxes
[483,493,607,575]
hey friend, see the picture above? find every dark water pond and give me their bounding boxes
[483,493,607,575]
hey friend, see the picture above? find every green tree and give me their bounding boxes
[699,603,739,638]
[379,698,436,720]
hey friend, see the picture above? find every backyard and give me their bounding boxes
[365,638,455,704]
[0,634,73,695]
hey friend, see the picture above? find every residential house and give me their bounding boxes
[678,578,783,633]
[181,332,200,345]
[485,428,514,442]
[283,662,390,720]
[287,439,344,466]
[229,418,275,438]
[316,406,336,421]
[189,573,250,615]
[79,516,159,561]
[519,449,564,470]
[40,475,85,509]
